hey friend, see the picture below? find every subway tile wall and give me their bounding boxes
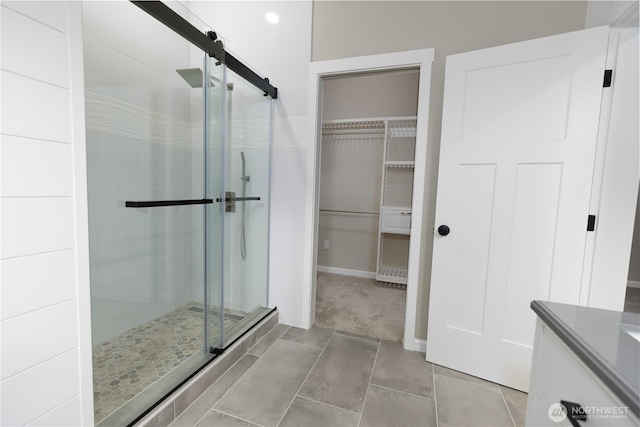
[0,2,90,425]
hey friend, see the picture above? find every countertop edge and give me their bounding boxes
[530,300,639,419]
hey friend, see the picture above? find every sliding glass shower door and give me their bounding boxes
[83,2,271,424]
[215,66,272,348]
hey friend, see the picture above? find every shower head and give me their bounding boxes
[176,68,220,88]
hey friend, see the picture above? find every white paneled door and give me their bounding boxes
[426,26,610,391]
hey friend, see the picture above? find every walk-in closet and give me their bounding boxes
[314,70,420,341]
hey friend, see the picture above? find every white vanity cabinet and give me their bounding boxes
[527,301,640,427]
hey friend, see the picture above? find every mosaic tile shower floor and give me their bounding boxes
[92,302,239,423]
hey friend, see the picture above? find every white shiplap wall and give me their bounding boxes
[1,2,93,425]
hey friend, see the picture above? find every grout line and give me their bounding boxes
[0,4,67,34]
[295,395,360,415]
[0,68,70,90]
[0,345,79,382]
[356,339,381,427]
[188,407,211,427]
[432,371,500,391]
[432,364,439,427]
[498,386,518,427]
[275,330,336,427]
[333,330,381,344]
[26,393,81,426]
[0,132,71,144]
[0,296,77,321]
[278,338,333,351]
[0,246,75,262]
[367,383,436,401]
[208,407,264,427]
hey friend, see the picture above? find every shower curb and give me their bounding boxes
[133,310,279,426]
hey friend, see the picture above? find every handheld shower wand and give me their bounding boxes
[240,152,250,260]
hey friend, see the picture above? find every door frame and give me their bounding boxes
[302,49,434,350]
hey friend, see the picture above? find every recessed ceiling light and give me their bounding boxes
[265,12,279,24]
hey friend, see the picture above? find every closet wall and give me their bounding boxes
[318,70,419,275]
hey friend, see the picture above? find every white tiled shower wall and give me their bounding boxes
[0,2,93,425]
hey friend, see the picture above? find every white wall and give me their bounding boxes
[189,1,313,326]
[0,2,93,425]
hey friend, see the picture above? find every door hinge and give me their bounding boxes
[603,69,613,87]
[587,215,596,232]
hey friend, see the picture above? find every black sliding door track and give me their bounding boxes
[131,0,278,99]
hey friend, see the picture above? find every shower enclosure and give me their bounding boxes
[82,2,275,425]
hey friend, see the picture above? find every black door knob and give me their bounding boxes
[437,225,450,236]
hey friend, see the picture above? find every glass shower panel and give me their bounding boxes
[220,68,272,346]
[83,2,225,424]
[204,56,226,353]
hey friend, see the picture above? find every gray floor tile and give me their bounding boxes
[279,397,359,427]
[248,323,289,356]
[281,325,334,348]
[196,410,257,427]
[435,375,514,427]
[360,385,437,427]
[371,340,434,399]
[170,355,259,427]
[214,340,321,427]
[500,385,528,427]
[433,364,499,389]
[299,334,378,412]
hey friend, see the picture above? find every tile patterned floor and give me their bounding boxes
[168,325,528,427]
[93,303,238,424]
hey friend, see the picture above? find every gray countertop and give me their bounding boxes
[531,300,640,419]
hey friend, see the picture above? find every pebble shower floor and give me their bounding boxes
[92,303,238,423]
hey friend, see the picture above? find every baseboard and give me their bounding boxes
[317,265,376,279]
[628,280,640,289]
[413,339,427,353]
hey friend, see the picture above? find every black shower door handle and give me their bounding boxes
[126,199,213,208]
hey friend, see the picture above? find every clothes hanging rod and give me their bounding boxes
[131,1,277,99]
[319,209,379,215]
